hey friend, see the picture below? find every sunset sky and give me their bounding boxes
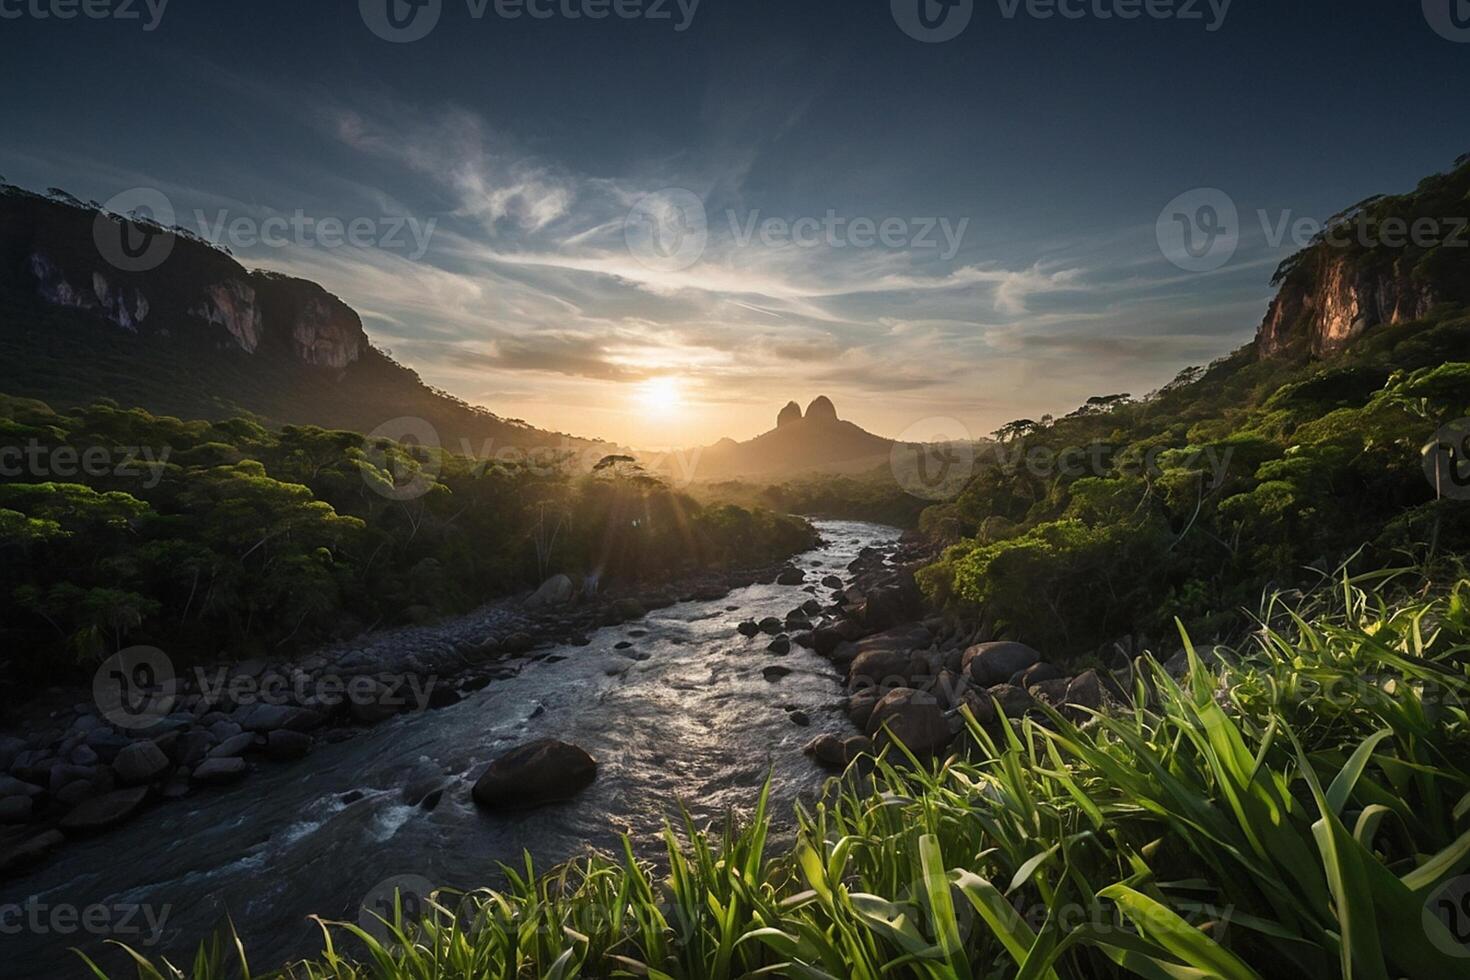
[3,1,1467,447]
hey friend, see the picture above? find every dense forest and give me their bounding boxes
[916,314,1470,658]
[0,394,815,687]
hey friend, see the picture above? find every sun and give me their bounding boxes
[636,377,684,417]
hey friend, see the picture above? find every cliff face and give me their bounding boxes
[0,186,365,372]
[0,183,606,454]
[1257,254,1439,357]
[1254,158,1470,358]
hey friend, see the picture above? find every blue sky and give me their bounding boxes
[2,0,1467,446]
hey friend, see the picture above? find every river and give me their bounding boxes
[4,520,901,977]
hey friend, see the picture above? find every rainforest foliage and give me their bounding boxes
[0,395,815,682]
[916,308,1470,659]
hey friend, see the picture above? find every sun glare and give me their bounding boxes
[637,377,684,416]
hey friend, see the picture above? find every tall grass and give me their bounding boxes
[81,573,1470,978]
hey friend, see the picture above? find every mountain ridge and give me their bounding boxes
[0,184,610,456]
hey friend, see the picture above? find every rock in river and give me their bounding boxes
[113,741,171,786]
[472,739,598,811]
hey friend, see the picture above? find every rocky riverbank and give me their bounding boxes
[0,557,810,879]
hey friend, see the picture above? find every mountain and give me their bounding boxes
[679,396,898,481]
[1256,156,1470,357]
[0,184,609,455]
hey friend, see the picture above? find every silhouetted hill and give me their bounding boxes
[0,184,608,455]
[683,396,896,481]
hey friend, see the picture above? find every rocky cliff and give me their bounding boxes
[0,184,606,453]
[1255,158,1470,358]
[0,186,366,371]
[1256,253,1440,357]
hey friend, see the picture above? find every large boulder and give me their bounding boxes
[803,733,873,769]
[233,704,325,733]
[964,642,1042,687]
[113,741,171,786]
[847,647,921,692]
[526,574,575,609]
[867,688,952,755]
[776,567,806,586]
[192,758,249,785]
[813,621,865,659]
[472,739,597,810]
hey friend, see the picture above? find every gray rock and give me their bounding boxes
[69,744,99,767]
[60,787,149,834]
[737,621,761,637]
[964,642,1042,687]
[472,740,597,810]
[0,775,44,800]
[1012,662,1067,689]
[788,709,811,727]
[1028,678,1072,706]
[984,684,1035,720]
[526,574,575,609]
[868,688,952,756]
[767,635,792,656]
[192,758,248,784]
[55,779,99,807]
[209,733,256,758]
[776,567,806,585]
[758,617,785,636]
[0,735,24,772]
[84,730,134,763]
[762,665,793,682]
[176,731,213,767]
[113,741,171,786]
[847,688,882,730]
[847,648,921,692]
[233,704,325,733]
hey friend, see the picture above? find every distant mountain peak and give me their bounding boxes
[805,395,838,423]
[777,400,803,428]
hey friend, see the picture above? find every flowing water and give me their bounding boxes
[5,520,900,977]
